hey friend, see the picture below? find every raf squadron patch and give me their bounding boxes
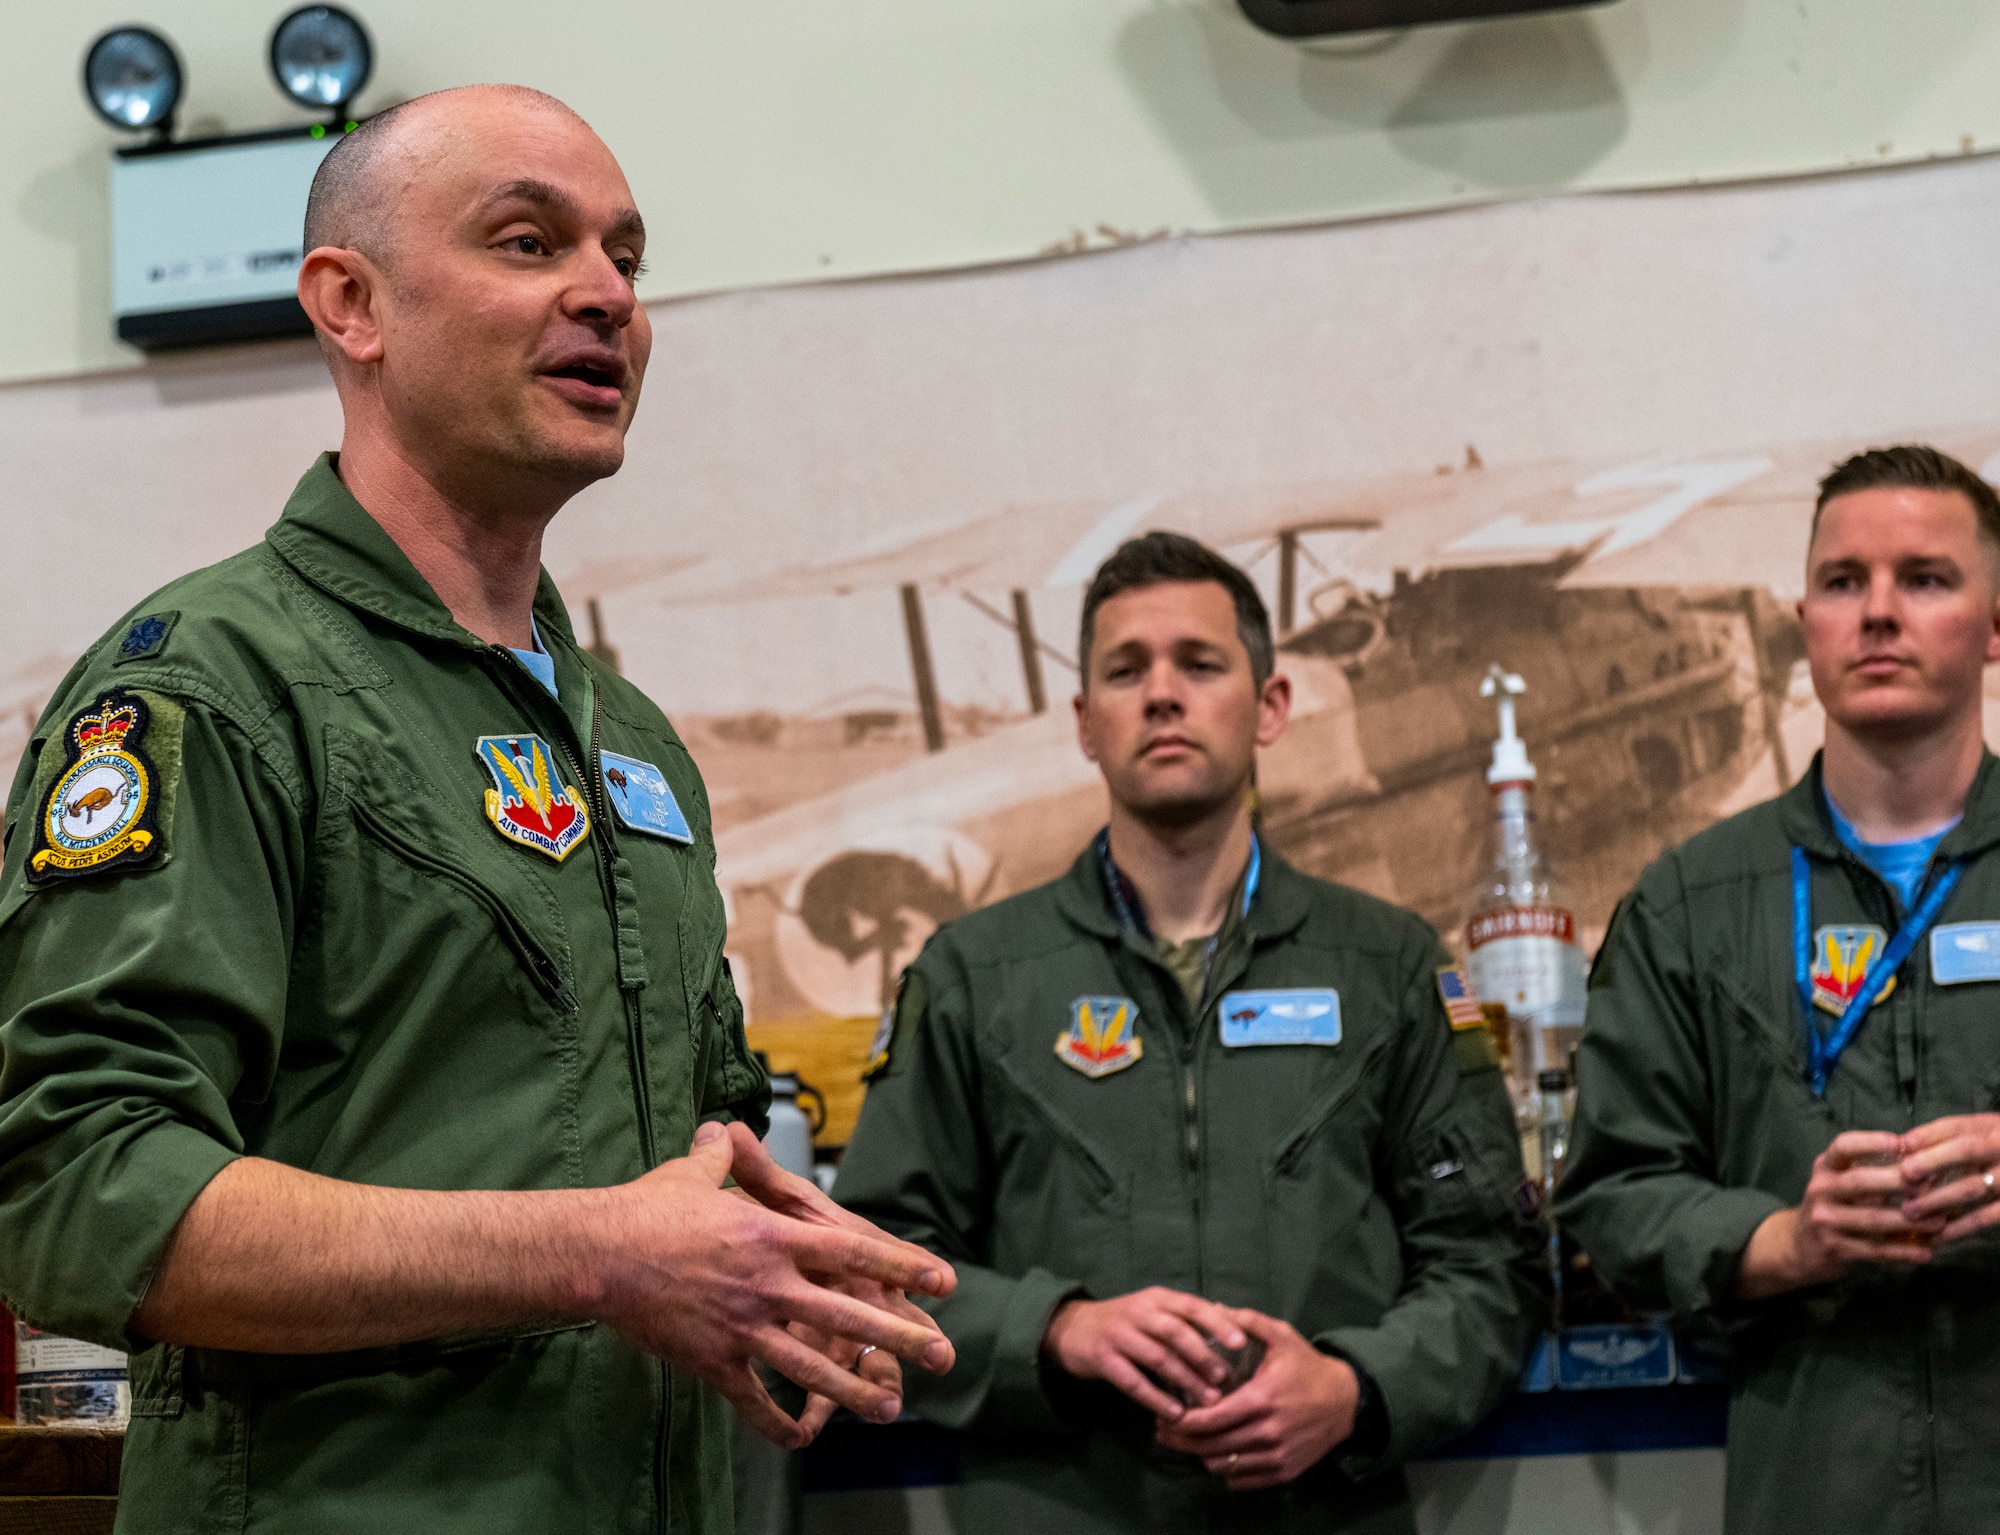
[475,734,590,862]
[1810,924,1896,1015]
[1057,995,1143,1079]
[600,750,692,843]
[28,689,164,884]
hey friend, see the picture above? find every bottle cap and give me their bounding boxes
[1480,665,1535,786]
[1537,1068,1570,1092]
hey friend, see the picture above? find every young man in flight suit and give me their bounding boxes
[837,533,1546,1534]
[1558,446,2000,1534]
[0,87,954,1533]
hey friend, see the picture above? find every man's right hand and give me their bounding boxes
[589,1121,956,1448]
[1040,1286,1249,1421]
[1735,1129,1943,1300]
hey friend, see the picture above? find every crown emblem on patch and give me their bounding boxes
[1056,995,1143,1078]
[74,702,139,756]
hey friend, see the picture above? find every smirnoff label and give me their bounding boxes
[1465,905,1587,1030]
[1467,906,1576,947]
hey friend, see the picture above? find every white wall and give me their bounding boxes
[10,0,2000,383]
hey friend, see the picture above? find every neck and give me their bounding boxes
[333,430,558,649]
[1104,793,1255,944]
[1821,710,1985,842]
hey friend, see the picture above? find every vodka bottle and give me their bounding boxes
[1464,667,1588,1121]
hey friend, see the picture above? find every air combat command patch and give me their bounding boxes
[1811,924,1896,1015]
[28,689,164,884]
[1057,994,1143,1078]
[475,734,590,861]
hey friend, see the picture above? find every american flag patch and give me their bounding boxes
[1435,965,1485,1030]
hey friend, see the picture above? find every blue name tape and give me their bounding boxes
[1217,988,1342,1048]
[1932,921,2000,985]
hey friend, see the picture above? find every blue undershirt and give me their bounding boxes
[1825,797,1958,913]
[507,618,558,699]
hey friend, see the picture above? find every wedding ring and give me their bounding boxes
[856,1345,878,1361]
[1984,1171,1995,1199]
[1228,1453,1240,1471]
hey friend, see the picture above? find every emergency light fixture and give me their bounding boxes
[269,6,374,114]
[82,27,184,136]
[80,10,378,350]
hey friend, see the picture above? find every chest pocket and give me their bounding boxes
[322,726,577,1013]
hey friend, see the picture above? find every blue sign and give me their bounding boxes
[1555,1324,1676,1390]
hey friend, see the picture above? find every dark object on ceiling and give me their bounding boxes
[1239,0,1609,38]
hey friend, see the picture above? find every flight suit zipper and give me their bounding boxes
[501,653,674,1530]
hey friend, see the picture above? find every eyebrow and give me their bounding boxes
[478,178,647,246]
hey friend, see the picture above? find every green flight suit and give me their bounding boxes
[1557,755,2000,1535]
[835,839,1546,1535]
[0,456,768,1534]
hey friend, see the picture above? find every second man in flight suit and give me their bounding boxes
[837,533,1546,1534]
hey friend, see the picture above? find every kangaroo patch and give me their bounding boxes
[28,689,166,883]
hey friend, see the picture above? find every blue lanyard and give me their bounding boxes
[1792,846,1962,1096]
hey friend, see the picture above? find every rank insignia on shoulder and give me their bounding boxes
[1218,989,1342,1048]
[600,750,692,843]
[1811,924,1894,1015]
[1436,964,1485,1029]
[476,735,590,862]
[114,611,178,665]
[29,689,164,883]
[1057,995,1143,1078]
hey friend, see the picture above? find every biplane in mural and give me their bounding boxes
[645,431,2000,1140]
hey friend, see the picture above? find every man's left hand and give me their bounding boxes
[1899,1114,2000,1242]
[720,1121,954,1439]
[1153,1309,1357,1491]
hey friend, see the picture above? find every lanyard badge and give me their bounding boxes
[1792,847,1963,1096]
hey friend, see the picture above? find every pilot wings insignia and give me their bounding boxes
[1057,995,1143,1079]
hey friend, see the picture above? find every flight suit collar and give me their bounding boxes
[1780,748,2000,862]
[264,453,580,653]
[1051,829,1313,946]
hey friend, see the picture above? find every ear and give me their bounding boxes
[1986,586,2000,666]
[1255,671,1292,749]
[297,246,388,365]
[1073,689,1098,764]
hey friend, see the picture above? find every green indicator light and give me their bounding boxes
[310,123,326,138]
[345,120,358,133]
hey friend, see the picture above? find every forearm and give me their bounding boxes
[132,1157,617,1353]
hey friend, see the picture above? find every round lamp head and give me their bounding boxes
[83,27,184,133]
[269,5,373,112]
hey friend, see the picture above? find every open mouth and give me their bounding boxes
[549,362,620,390]
[540,356,627,411]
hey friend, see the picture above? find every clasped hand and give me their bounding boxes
[1041,1287,1357,1491]
[1744,1115,2000,1295]
[596,1120,956,1449]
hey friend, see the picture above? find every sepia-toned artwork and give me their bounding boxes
[8,152,2000,1144]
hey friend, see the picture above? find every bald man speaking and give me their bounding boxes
[0,87,952,1532]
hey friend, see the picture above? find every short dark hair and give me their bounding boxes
[1813,445,2000,556]
[1079,532,1274,686]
